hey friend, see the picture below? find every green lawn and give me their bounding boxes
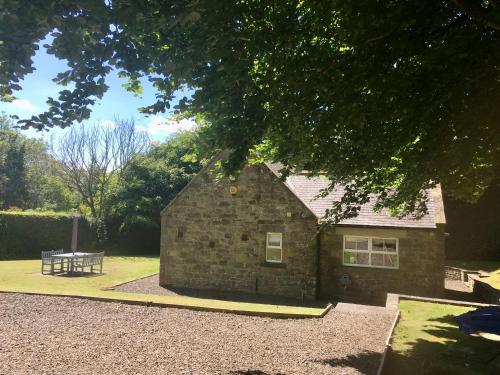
[384,300,500,375]
[447,260,500,289]
[0,257,328,318]
[0,256,159,295]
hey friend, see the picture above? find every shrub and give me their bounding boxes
[0,211,95,260]
[0,210,160,259]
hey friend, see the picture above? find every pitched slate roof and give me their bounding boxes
[265,163,438,229]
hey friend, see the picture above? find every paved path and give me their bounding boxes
[0,293,395,375]
[445,278,473,293]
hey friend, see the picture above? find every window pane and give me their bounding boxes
[345,239,357,250]
[345,237,368,251]
[358,238,369,250]
[371,253,398,268]
[373,239,397,252]
[371,253,383,266]
[384,239,397,252]
[372,239,384,252]
[267,233,282,247]
[343,251,369,265]
[267,248,282,262]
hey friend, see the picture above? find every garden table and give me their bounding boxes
[51,252,94,275]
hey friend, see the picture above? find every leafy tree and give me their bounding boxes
[55,119,149,225]
[3,137,27,208]
[24,139,77,211]
[0,115,76,210]
[1,1,499,219]
[0,119,11,207]
[0,117,28,208]
[110,131,203,231]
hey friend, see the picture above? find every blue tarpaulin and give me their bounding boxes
[455,307,500,335]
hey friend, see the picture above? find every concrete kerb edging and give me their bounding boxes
[376,307,400,375]
[103,274,333,318]
[396,293,497,308]
[0,290,332,319]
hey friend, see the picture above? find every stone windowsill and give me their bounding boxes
[261,262,286,269]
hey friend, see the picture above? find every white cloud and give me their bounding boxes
[9,99,39,112]
[138,116,196,136]
[99,119,117,129]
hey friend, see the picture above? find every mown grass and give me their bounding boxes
[0,257,328,318]
[0,257,159,294]
[384,300,500,375]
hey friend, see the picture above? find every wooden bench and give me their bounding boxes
[73,252,105,274]
[41,250,64,275]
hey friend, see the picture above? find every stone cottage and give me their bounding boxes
[160,160,446,304]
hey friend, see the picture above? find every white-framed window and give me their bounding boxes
[266,232,283,263]
[343,235,399,269]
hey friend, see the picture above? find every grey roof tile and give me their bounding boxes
[265,163,436,228]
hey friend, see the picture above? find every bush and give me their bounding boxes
[0,211,95,260]
[0,211,160,260]
[104,218,160,255]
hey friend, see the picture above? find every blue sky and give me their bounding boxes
[0,41,194,142]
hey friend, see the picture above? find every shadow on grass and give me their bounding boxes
[383,314,500,375]
[51,272,105,278]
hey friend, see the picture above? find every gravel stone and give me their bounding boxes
[0,293,394,375]
[115,274,324,306]
[115,274,202,296]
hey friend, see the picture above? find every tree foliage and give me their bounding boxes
[0,115,74,210]
[110,131,203,231]
[1,0,499,219]
[55,119,149,223]
[0,118,27,208]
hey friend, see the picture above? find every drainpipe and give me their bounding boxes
[315,223,322,300]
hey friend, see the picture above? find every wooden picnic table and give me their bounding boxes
[51,252,95,275]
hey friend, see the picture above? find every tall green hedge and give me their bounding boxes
[104,218,160,255]
[0,211,95,260]
[0,211,160,260]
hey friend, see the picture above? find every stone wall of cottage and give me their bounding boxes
[160,164,319,300]
[319,225,446,305]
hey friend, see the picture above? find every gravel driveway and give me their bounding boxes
[0,293,395,375]
[115,274,323,306]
